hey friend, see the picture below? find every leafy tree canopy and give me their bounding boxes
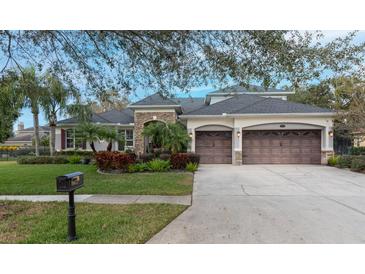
[0,71,23,142]
[1,31,364,98]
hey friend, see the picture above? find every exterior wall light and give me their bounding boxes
[329,131,334,137]
[152,116,157,120]
[189,132,193,138]
[237,131,241,138]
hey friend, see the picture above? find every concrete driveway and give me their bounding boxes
[148,164,365,243]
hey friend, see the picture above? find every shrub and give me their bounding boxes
[146,159,171,172]
[95,151,136,171]
[55,150,94,157]
[8,146,50,157]
[186,162,198,173]
[128,162,149,173]
[170,153,200,169]
[159,153,171,161]
[17,156,69,164]
[350,147,365,155]
[351,157,365,171]
[328,155,339,166]
[336,155,353,168]
[69,155,81,164]
[138,153,154,163]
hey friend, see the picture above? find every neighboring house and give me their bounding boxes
[55,85,335,165]
[4,122,50,147]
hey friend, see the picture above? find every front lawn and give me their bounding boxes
[0,162,193,195]
[0,200,186,243]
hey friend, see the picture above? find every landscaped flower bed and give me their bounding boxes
[95,151,200,173]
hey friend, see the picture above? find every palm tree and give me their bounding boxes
[142,121,165,151]
[142,122,190,153]
[40,73,71,156]
[76,123,102,153]
[98,126,124,151]
[162,123,190,153]
[18,67,44,156]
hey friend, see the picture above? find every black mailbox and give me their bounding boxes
[56,172,84,241]
[56,172,84,192]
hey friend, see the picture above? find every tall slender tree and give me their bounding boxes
[40,73,71,156]
[18,67,44,156]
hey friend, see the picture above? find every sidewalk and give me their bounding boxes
[0,194,191,205]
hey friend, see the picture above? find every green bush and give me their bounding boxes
[69,155,81,164]
[336,155,353,168]
[17,156,69,164]
[186,162,198,173]
[146,159,171,172]
[327,155,339,166]
[351,157,365,171]
[128,163,149,173]
[56,150,94,157]
[350,147,365,155]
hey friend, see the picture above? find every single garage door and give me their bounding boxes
[242,130,321,164]
[195,131,232,164]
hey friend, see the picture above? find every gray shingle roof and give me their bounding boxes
[20,126,50,132]
[6,134,33,142]
[58,109,134,125]
[130,93,180,106]
[175,97,205,113]
[183,93,333,115]
[208,84,289,94]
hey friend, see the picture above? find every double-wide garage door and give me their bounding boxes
[195,129,322,164]
[242,130,321,164]
[195,131,232,164]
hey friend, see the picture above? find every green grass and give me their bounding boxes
[0,200,186,243]
[0,162,193,195]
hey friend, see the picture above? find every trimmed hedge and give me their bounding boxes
[170,153,200,169]
[350,147,365,156]
[56,150,94,157]
[7,147,50,157]
[95,151,136,171]
[351,157,365,171]
[17,156,69,164]
[336,155,353,168]
[334,155,365,172]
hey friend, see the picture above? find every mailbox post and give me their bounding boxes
[56,172,84,241]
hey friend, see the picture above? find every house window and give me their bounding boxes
[66,129,74,148]
[65,128,84,149]
[118,129,134,151]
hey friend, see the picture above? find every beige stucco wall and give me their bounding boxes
[185,114,334,165]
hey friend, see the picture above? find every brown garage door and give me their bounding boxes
[242,130,321,164]
[195,131,232,164]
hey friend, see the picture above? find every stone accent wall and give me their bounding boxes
[134,111,177,154]
[321,150,334,165]
[234,151,242,165]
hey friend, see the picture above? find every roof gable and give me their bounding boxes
[130,93,180,106]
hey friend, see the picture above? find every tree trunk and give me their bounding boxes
[33,112,40,156]
[49,115,57,156]
[107,142,112,151]
[90,141,97,153]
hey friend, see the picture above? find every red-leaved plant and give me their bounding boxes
[95,151,136,171]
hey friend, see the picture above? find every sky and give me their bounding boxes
[13,30,365,131]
